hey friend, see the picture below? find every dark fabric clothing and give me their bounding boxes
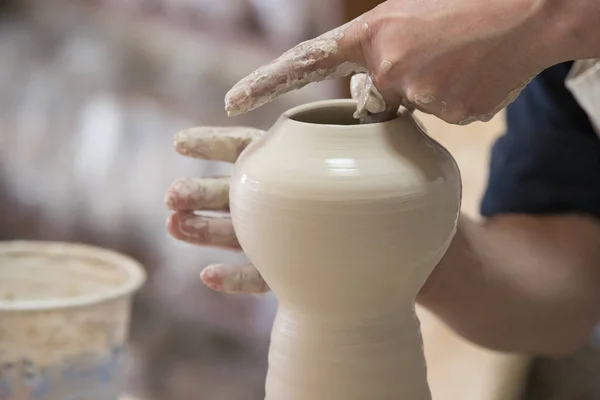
[481,62,600,220]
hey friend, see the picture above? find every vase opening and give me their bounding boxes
[287,101,364,126]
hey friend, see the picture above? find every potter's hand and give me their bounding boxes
[225,0,572,125]
[165,127,271,294]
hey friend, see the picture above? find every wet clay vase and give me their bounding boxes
[230,99,461,399]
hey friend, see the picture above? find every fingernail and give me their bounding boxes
[225,84,254,116]
[165,179,188,210]
[174,129,210,158]
[201,266,223,290]
[174,130,189,152]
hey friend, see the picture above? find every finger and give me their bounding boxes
[350,73,368,101]
[225,17,369,116]
[174,127,264,163]
[350,73,388,118]
[167,212,240,250]
[166,177,229,211]
[201,263,270,294]
[350,73,401,123]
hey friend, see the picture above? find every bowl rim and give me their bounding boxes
[0,240,146,312]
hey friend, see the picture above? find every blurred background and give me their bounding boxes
[1,1,598,400]
[0,0,368,399]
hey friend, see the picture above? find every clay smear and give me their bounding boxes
[175,127,263,163]
[352,73,387,119]
[225,19,366,116]
[201,263,270,294]
[166,177,230,211]
[169,213,239,248]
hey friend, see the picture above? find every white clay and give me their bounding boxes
[224,19,367,116]
[230,99,461,399]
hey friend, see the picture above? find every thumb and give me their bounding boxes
[225,16,371,116]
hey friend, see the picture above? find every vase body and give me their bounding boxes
[230,100,461,400]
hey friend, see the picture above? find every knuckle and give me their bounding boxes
[371,70,391,89]
[371,56,404,91]
[404,86,430,109]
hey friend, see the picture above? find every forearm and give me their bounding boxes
[418,213,600,356]
[536,0,600,63]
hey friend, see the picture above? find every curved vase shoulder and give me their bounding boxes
[235,100,460,202]
[230,99,462,400]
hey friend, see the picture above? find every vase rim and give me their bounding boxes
[282,99,400,128]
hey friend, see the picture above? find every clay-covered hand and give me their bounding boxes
[225,0,560,125]
[165,126,271,294]
[166,73,389,294]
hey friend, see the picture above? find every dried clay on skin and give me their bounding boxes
[167,177,230,211]
[352,73,387,119]
[225,19,367,116]
[170,213,239,248]
[175,127,263,163]
[201,263,270,294]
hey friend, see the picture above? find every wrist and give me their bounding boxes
[532,0,600,64]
